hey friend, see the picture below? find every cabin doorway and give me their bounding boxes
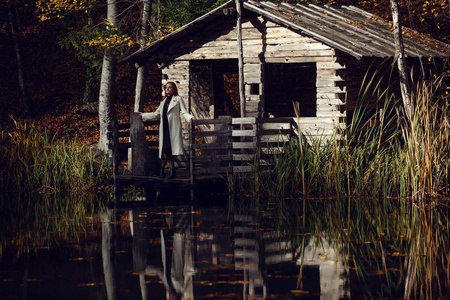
[189,60,240,120]
[265,63,317,118]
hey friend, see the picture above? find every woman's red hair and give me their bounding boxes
[164,82,179,99]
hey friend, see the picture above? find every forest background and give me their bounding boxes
[0,0,449,147]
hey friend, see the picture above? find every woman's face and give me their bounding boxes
[165,83,175,96]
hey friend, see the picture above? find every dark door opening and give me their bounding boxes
[190,60,240,119]
[265,63,317,118]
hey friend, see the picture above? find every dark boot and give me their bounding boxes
[159,167,165,178]
[168,168,176,179]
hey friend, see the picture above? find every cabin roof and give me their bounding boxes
[121,0,450,63]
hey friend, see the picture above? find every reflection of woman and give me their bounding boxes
[145,210,195,300]
[142,82,194,179]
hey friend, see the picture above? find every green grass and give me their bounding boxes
[0,119,112,194]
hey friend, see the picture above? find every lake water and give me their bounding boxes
[1,194,448,299]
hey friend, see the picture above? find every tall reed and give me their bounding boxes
[236,71,450,202]
[400,73,450,203]
[0,119,112,195]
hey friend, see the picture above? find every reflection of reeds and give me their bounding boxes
[235,192,449,299]
[404,205,450,299]
[0,192,107,257]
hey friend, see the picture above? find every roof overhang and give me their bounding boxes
[120,0,236,64]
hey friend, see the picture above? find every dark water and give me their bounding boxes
[1,196,449,299]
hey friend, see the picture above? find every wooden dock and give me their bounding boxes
[111,114,299,204]
[112,169,230,204]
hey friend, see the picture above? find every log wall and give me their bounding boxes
[160,13,348,138]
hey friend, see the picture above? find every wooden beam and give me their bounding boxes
[235,0,245,117]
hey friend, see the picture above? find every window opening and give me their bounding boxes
[265,63,317,117]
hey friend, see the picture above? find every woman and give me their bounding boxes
[142,82,194,179]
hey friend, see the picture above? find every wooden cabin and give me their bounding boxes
[115,0,450,199]
[122,0,450,139]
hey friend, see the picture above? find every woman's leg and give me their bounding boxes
[168,155,176,179]
[160,154,169,178]
[161,154,168,167]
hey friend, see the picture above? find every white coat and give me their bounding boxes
[142,96,194,158]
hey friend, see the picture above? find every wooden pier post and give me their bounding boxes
[130,112,159,176]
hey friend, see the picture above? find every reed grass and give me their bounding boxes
[0,120,113,256]
[236,71,450,202]
[0,119,112,194]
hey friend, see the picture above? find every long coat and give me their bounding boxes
[142,96,194,158]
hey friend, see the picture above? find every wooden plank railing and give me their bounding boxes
[116,116,298,181]
[189,117,298,183]
[117,120,159,155]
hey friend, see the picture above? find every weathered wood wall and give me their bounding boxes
[159,12,348,138]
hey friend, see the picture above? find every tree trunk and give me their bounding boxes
[7,4,32,116]
[134,0,152,113]
[95,0,118,156]
[80,67,96,105]
[390,0,412,120]
[80,2,96,106]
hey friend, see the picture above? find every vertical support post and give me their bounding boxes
[189,119,196,201]
[130,112,157,176]
[235,0,245,118]
[189,119,195,185]
[108,121,119,204]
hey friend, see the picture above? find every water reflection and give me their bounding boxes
[1,195,449,299]
[98,205,353,300]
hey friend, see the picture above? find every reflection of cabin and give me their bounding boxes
[122,0,450,138]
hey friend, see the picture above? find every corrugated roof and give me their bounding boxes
[121,0,450,63]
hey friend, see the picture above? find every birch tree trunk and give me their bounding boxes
[390,0,412,120]
[134,0,152,112]
[95,0,118,156]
